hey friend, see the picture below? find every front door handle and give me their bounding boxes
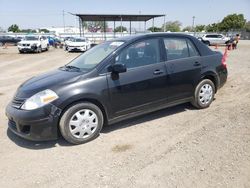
[194,62,201,66]
[153,70,164,75]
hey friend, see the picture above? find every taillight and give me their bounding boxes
[221,55,227,68]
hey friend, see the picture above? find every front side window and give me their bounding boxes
[164,38,189,60]
[115,39,160,69]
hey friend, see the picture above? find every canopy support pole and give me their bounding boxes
[130,20,132,35]
[79,17,82,37]
[120,16,123,37]
[104,18,106,40]
[113,21,116,38]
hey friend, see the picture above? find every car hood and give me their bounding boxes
[68,42,87,46]
[19,40,40,44]
[15,69,82,98]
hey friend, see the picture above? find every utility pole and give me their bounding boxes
[192,16,195,34]
[63,10,65,33]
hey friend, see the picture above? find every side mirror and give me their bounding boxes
[107,63,127,74]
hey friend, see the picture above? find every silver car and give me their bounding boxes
[200,34,230,46]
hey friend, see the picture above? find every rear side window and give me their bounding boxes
[163,38,189,60]
[187,39,199,57]
[115,39,160,69]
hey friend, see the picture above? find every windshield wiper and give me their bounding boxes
[63,65,81,71]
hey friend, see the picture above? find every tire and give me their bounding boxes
[37,46,42,53]
[0,42,4,46]
[19,50,23,54]
[59,102,104,144]
[191,79,215,109]
[204,41,210,46]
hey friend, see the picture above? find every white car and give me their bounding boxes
[67,38,91,52]
[17,35,49,53]
[200,34,230,46]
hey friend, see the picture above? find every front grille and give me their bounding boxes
[22,44,30,47]
[12,97,25,109]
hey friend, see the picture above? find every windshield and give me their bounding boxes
[24,36,39,41]
[66,41,124,70]
[73,38,86,42]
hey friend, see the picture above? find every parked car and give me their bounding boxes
[17,35,49,53]
[63,37,75,51]
[200,34,230,46]
[67,37,91,52]
[0,36,21,46]
[6,33,227,144]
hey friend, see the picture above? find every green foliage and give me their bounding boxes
[219,14,246,31]
[83,21,108,32]
[21,29,37,33]
[148,26,162,32]
[244,21,250,32]
[206,23,219,32]
[39,29,50,33]
[162,21,181,32]
[182,26,192,32]
[114,26,127,32]
[195,25,206,32]
[8,24,20,33]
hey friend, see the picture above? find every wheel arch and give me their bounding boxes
[58,97,109,129]
[201,73,218,93]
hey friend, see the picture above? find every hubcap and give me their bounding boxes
[69,109,98,139]
[199,84,213,105]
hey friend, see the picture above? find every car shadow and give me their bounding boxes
[7,103,195,150]
[102,103,194,134]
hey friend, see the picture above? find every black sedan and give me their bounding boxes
[6,33,227,144]
[0,36,21,46]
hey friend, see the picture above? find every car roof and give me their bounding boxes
[112,33,197,42]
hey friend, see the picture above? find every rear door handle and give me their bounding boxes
[194,62,201,66]
[153,70,164,75]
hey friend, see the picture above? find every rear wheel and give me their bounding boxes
[59,102,104,144]
[191,79,215,109]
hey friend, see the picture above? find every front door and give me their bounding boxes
[106,38,168,117]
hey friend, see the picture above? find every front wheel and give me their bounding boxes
[59,102,104,144]
[191,79,215,109]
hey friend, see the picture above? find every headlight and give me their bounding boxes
[21,89,59,110]
[31,43,38,46]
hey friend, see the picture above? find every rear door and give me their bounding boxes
[106,38,168,117]
[163,37,201,102]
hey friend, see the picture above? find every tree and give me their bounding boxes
[8,24,20,33]
[84,21,108,32]
[114,26,127,32]
[219,14,246,31]
[195,25,206,32]
[182,26,192,32]
[206,23,219,32]
[20,29,37,33]
[147,26,162,32]
[39,29,50,33]
[244,21,250,32]
[162,21,181,32]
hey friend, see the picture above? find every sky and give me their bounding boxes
[0,0,250,30]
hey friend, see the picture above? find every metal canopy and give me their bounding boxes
[75,14,165,22]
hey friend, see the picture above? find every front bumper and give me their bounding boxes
[18,45,37,52]
[68,46,87,52]
[5,103,61,141]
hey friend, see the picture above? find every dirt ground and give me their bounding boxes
[0,42,249,188]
